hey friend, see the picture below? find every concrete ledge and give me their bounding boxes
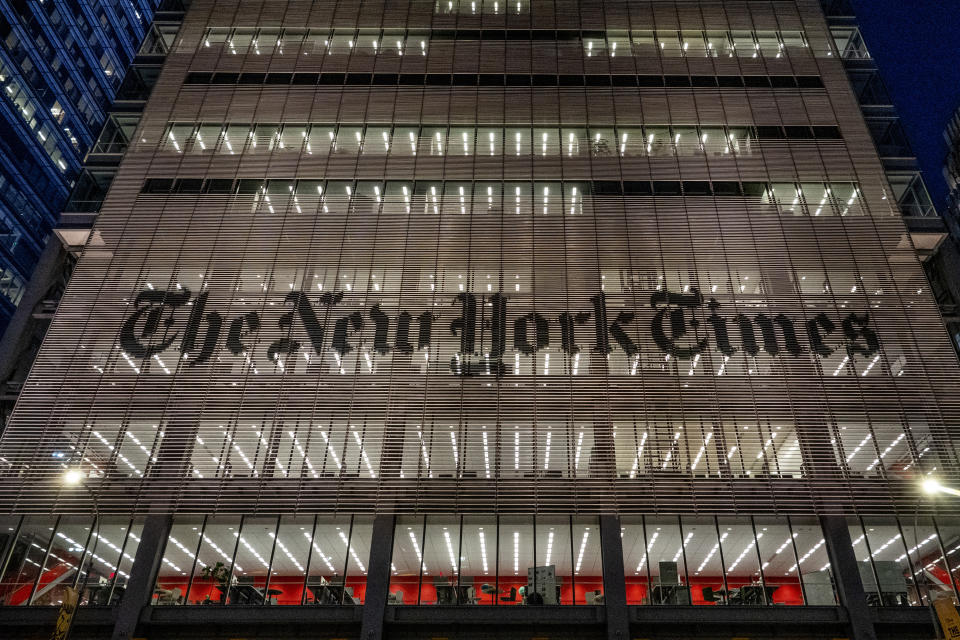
[386,604,605,625]
[0,605,115,626]
[0,602,935,634]
[871,605,937,627]
[630,604,847,625]
[142,604,363,625]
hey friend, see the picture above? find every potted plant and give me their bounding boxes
[198,561,231,604]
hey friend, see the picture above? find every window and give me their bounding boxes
[0,517,143,607]
[656,30,683,56]
[193,123,222,153]
[623,515,817,606]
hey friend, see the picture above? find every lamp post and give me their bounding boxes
[56,469,100,640]
[918,477,960,640]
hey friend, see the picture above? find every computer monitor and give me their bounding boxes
[659,561,679,585]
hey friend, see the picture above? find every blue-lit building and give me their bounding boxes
[0,0,164,331]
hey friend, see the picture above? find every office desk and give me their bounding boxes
[307,583,357,605]
[85,584,123,606]
[264,588,282,604]
[717,585,779,605]
[217,584,265,605]
[435,585,475,605]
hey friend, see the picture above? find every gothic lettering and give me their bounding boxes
[842,313,880,358]
[117,287,884,377]
[369,304,391,355]
[266,290,333,362]
[181,291,223,366]
[119,288,191,359]
[450,293,477,356]
[755,313,803,357]
[707,298,736,356]
[332,312,364,356]
[806,313,837,357]
[227,312,260,356]
[417,311,433,350]
[513,312,549,355]
[649,289,707,359]
[395,311,413,354]
[490,293,508,358]
[558,311,591,355]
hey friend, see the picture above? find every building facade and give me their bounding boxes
[1,2,960,639]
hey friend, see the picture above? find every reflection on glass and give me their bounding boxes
[228,516,277,604]
[304,516,352,604]
[754,517,804,605]
[79,517,137,606]
[155,515,203,605]
[572,517,602,604]
[462,516,497,605]
[646,516,691,604]
[34,517,90,606]
[390,516,424,605]
[792,517,835,605]
[344,517,373,604]
[498,516,533,605]
[188,517,240,605]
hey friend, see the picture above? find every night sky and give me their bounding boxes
[852,1,960,210]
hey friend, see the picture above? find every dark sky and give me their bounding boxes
[851,1,960,210]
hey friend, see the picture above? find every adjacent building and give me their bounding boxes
[821,0,960,354]
[0,0,167,330]
[939,105,960,350]
[1,2,959,640]
[0,0,186,429]
[948,107,960,218]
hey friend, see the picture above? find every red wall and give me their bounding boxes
[155,573,805,606]
[388,576,605,605]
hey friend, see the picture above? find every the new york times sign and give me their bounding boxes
[119,287,880,376]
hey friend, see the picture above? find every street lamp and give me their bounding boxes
[921,478,960,497]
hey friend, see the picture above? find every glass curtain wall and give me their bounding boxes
[197,27,821,58]
[4,514,958,608]
[156,122,843,159]
[388,515,602,605]
[152,514,370,605]
[852,517,959,607]
[0,516,144,606]
[621,515,827,606]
